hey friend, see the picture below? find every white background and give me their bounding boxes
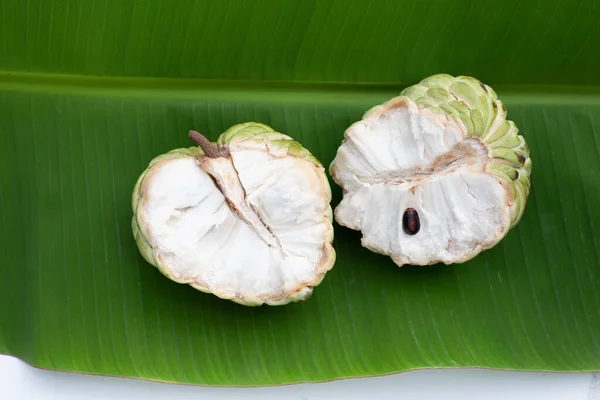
[1,355,598,399]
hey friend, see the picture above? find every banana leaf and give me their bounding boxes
[1,0,599,386]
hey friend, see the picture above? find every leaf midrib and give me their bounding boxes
[2,71,600,105]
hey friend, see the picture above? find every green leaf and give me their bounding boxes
[1,0,600,387]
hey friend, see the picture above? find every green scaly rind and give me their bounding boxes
[398,74,532,229]
[219,122,323,167]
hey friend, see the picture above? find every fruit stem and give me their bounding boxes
[188,130,221,158]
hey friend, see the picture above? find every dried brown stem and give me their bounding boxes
[189,130,220,158]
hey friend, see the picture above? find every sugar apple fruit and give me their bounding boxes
[330,74,532,266]
[132,122,335,305]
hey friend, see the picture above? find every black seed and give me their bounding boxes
[480,82,488,93]
[517,154,526,164]
[514,170,519,179]
[403,208,420,235]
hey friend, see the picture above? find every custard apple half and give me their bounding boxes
[330,74,532,266]
[132,122,335,305]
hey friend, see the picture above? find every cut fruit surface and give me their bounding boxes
[132,122,335,305]
[330,74,532,266]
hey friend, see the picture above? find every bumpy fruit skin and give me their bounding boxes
[132,122,335,306]
[330,74,532,266]
[396,74,532,228]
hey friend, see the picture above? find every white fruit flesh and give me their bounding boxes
[136,149,333,304]
[331,100,511,266]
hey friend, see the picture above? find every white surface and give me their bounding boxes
[137,146,334,306]
[1,355,598,400]
[329,97,523,268]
